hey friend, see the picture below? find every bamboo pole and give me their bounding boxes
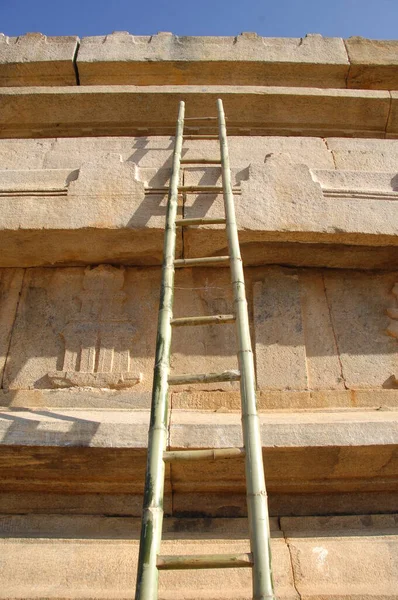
[168,369,240,385]
[171,314,235,326]
[174,256,230,267]
[163,447,245,462]
[175,217,226,226]
[217,98,276,600]
[135,101,185,600]
[157,552,253,570]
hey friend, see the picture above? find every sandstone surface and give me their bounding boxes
[346,36,398,89]
[77,32,349,89]
[0,86,391,139]
[0,33,78,86]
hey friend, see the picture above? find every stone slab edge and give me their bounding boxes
[2,33,398,90]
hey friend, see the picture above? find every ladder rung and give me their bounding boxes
[157,552,253,570]
[168,369,240,385]
[145,187,240,195]
[184,117,218,121]
[174,256,230,267]
[180,158,222,164]
[175,217,226,226]
[179,185,223,192]
[183,135,219,140]
[163,447,245,462]
[171,314,235,327]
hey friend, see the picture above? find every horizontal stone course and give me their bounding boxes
[0,85,392,139]
[2,32,398,91]
[0,33,78,86]
[77,32,349,88]
[346,36,398,90]
[1,137,398,268]
[0,515,396,599]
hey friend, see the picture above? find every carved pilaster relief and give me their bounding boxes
[386,283,398,339]
[386,283,398,385]
[48,265,142,388]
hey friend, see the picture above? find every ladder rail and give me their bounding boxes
[135,100,185,600]
[135,99,275,600]
[217,98,275,599]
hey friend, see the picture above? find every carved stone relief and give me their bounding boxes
[48,265,142,388]
[386,283,398,385]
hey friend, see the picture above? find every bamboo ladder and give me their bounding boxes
[135,99,276,600]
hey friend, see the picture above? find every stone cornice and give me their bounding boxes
[0,85,394,138]
[1,32,398,90]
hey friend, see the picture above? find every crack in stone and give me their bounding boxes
[322,272,348,390]
[279,517,302,600]
[1,268,26,391]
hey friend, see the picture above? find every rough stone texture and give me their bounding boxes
[0,33,398,598]
[77,32,349,89]
[0,33,78,86]
[2,265,398,395]
[323,269,398,389]
[0,155,182,266]
[386,91,398,139]
[346,36,398,89]
[253,267,398,391]
[324,137,398,171]
[0,517,297,600]
[0,407,396,503]
[183,158,398,266]
[283,515,398,599]
[3,265,238,393]
[0,269,24,383]
[1,137,398,268]
[0,86,391,139]
[253,270,344,391]
[0,515,396,599]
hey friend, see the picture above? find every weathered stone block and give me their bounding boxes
[77,32,348,89]
[3,265,237,393]
[253,269,344,391]
[323,270,398,388]
[169,409,398,495]
[346,36,398,89]
[0,33,78,86]
[184,157,398,266]
[325,138,398,171]
[0,269,24,384]
[0,86,390,139]
[283,515,398,599]
[253,267,398,391]
[0,517,296,600]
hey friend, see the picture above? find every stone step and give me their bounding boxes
[0,514,396,599]
[0,408,396,503]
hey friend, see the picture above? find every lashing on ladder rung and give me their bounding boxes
[175,217,226,226]
[157,552,253,570]
[168,369,240,385]
[163,447,245,462]
[171,314,235,327]
[174,255,229,267]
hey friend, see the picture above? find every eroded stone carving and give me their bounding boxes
[48,265,142,388]
[386,283,398,385]
[386,283,398,338]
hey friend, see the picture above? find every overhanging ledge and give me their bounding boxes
[0,85,393,139]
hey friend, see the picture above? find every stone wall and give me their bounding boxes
[0,31,397,599]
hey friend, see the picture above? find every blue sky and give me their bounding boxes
[0,0,397,39]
